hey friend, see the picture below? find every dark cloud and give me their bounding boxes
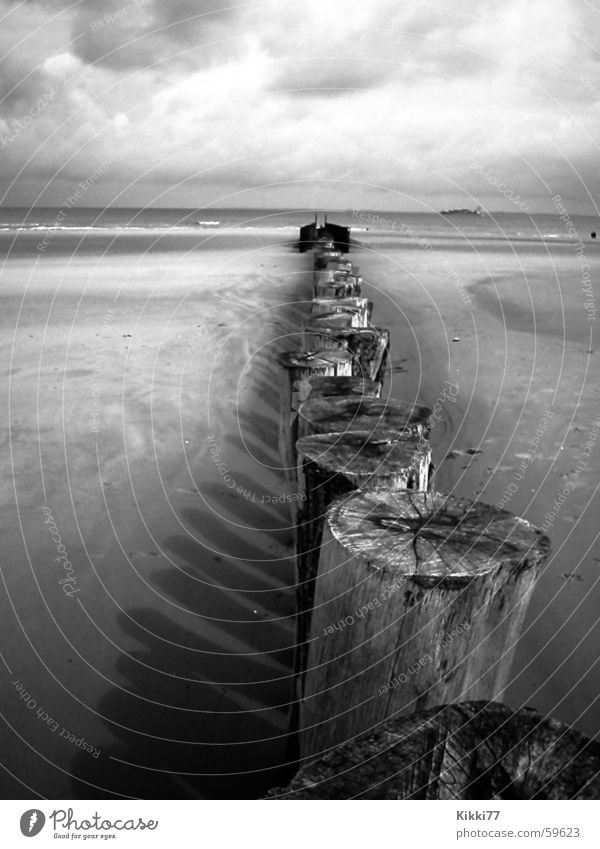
[1,0,599,212]
[69,0,245,71]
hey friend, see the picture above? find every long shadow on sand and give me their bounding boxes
[68,448,298,799]
[69,605,296,799]
[69,524,297,799]
[68,274,311,798]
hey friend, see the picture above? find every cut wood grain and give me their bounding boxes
[269,700,597,799]
[299,489,551,760]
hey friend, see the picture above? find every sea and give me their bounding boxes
[0,205,598,245]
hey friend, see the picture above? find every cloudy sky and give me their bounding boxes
[1,0,600,212]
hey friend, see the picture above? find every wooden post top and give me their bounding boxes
[268,699,599,799]
[277,349,354,370]
[299,396,431,433]
[303,312,355,329]
[325,489,551,587]
[300,376,381,398]
[326,260,356,273]
[333,272,361,283]
[303,325,386,339]
[313,296,368,309]
[297,431,428,477]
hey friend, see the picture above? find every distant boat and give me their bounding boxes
[440,206,482,216]
[196,220,220,227]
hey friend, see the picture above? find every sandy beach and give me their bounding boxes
[0,229,311,798]
[1,219,599,799]
[358,228,600,739]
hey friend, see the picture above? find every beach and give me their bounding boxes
[0,212,599,799]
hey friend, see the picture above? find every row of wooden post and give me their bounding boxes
[277,235,552,771]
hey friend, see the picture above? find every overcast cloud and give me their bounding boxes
[1,0,599,211]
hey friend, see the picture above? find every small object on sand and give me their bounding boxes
[453,336,460,342]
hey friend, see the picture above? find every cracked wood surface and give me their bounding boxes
[299,490,550,760]
[303,326,390,383]
[298,396,432,439]
[270,700,600,799]
[297,431,430,488]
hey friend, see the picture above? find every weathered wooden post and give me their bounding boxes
[277,350,354,488]
[303,376,382,401]
[270,700,599,799]
[312,297,373,328]
[314,248,342,269]
[299,489,551,760]
[298,396,431,440]
[304,311,360,330]
[303,325,390,383]
[313,264,359,291]
[315,276,362,299]
[295,431,432,670]
[325,259,355,275]
[313,268,337,292]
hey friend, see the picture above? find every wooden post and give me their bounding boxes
[312,297,372,328]
[269,700,600,799]
[277,350,354,488]
[313,265,359,292]
[299,489,551,760]
[303,326,390,383]
[315,276,362,299]
[295,431,432,676]
[298,396,431,440]
[302,376,382,401]
[304,311,360,330]
[314,249,342,269]
[313,268,337,293]
[325,260,356,275]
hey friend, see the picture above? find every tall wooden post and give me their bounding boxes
[277,350,354,488]
[303,326,390,383]
[314,248,342,269]
[299,489,551,761]
[315,276,362,299]
[313,268,337,293]
[311,297,372,328]
[295,431,432,675]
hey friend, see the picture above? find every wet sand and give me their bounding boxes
[1,226,599,799]
[0,231,310,798]
[357,233,600,738]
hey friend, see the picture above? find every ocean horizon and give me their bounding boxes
[0,206,598,247]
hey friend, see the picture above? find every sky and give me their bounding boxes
[1,0,600,213]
